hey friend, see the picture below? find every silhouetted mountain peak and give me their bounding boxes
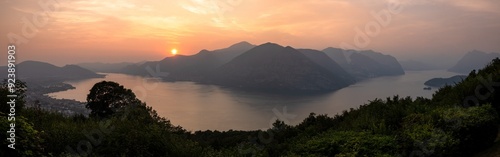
[261,42,283,47]
[323,47,343,52]
[469,49,486,55]
[208,43,355,92]
[19,60,59,69]
[77,62,137,73]
[228,41,254,49]
[360,50,383,56]
[62,64,81,69]
[199,49,210,53]
[243,42,286,55]
[298,49,355,83]
[321,48,404,79]
[62,64,93,71]
[122,42,403,87]
[2,60,104,81]
[449,50,500,73]
[196,49,212,56]
[124,42,257,81]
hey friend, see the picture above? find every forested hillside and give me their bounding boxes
[1,58,499,156]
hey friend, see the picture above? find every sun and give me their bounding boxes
[171,48,178,55]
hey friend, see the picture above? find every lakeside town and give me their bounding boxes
[24,80,89,116]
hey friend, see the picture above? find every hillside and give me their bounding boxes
[121,42,356,92]
[322,48,405,80]
[2,58,500,156]
[120,42,404,89]
[449,50,500,74]
[76,62,137,73]
[322,47,350,68]
[121,41,255,80]
[0,60,104,81]
[298,49,355,83]
[424,75,467,87]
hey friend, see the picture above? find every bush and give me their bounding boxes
[401,113,459,156]
[438,105,499,156]
[290,131,399,156]
[0,114,44,156]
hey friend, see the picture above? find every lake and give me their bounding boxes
[47,70,459,131]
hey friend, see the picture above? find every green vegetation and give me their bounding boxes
[86,81,142,118]
[1,58,500,156]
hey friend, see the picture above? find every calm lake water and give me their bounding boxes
[48,70,459,131]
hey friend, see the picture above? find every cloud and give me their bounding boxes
[1,0,500,65]
[445,0,500,13]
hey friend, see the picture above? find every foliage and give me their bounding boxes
[0,114,44,156]
[290,131,399,156]
[2,58,499,156]
[86,81,142,118]
[0,79,27,114]
[437,105,499,156]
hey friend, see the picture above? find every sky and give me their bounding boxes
[1,0,500,66]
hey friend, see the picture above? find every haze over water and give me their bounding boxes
[48,70,459,131]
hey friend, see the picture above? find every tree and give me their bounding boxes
[0,79,27,114]
[0,114,45,156]
[86,81,141,118]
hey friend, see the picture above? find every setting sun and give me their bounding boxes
[171,49,178,55]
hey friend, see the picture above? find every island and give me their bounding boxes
[424,75,467,87]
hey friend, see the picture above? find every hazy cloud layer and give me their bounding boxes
[1,0,499,65]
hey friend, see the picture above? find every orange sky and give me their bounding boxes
[1,0,500,66]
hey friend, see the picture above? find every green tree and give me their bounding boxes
[86,81,141,118]
[0,79,27,114]
[0,114,44,156]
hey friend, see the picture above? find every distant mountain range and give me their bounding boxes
[449,50,500,74]
[3,42,406,93]
[121,41,256,81]
[322,48,405,80]
[77,62,139,73]
[297,49,354,82]
[119,42,404,92]
[0,61,104,81]
[5,45,498,93]
[206,43,355,92]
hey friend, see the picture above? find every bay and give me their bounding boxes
[47,70,459,131]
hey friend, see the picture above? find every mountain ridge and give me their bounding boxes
[207,43,355,92]
[321,48,405,80]
[0,60,104,81]
[449,50,500,74]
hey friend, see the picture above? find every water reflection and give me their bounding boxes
[48,70,459,131]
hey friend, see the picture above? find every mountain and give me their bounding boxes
[119,42,402,91]
[322,48,405,80]
[399,60,438,71]
[349,52,389,77]
[356,50,405,75]
[0,60,104,81]
[424,75,467,87]
[298,49,355,83]
[321,47,350,68]
[449,50,500,74]
[210,41,256,62]
[207,43,355,92]
[121,41,255,80]
[77,62,137,73]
